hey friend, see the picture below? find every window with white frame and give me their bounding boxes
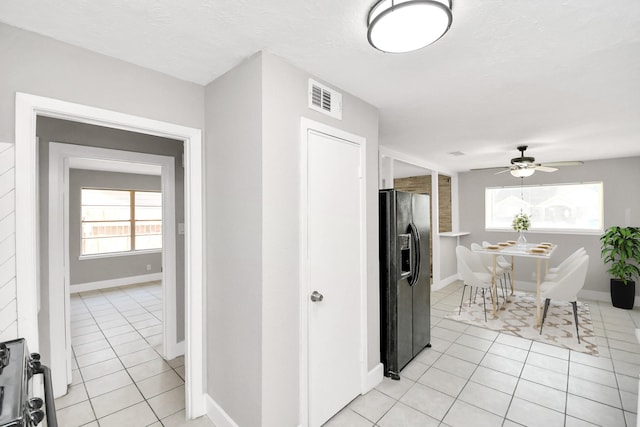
[485,182,603,233]
[81,188,162,255]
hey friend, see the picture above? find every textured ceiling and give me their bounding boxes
[1,0,639,172]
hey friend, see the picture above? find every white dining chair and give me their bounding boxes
[545,247,586,280]
[456,245,494,321]
[539,255,589,343]
[544,254,586,283]
[471,242,508,302]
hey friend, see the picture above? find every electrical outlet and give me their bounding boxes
[146,264,151,271]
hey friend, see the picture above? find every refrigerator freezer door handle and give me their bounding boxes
[408,222,421,286]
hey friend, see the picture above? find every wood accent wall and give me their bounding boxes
[393,174,452,233]
[394,174,453,276]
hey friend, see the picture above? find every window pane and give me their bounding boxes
[82,221,131,238]
[135,234,162,250]
[135,220,162,236]
[82,189,130,206]
[82,206,131,221]
[135,191,162,206]
[135,220,162,250]
[135,206,162,220]
[485,182,603,232]
[81,189,164,255]
[82,236,131,254]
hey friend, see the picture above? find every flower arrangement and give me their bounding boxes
[512,212,531,232]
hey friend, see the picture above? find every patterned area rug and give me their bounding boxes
[446,291,598,355]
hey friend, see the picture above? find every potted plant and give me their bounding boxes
[600,226,640,309]
[512,212,531,245]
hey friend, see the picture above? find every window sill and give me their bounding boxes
[485,228,603,236]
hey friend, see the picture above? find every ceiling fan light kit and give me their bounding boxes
[367,0,453,53]
[510,167,536,178]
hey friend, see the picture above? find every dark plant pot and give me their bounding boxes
[610,279,636,309]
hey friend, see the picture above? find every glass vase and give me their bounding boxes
[517,231,527,245]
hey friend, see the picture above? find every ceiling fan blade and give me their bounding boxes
[470,166,507,171]
[495,168,513,175]
[540,161,584,167]
[535,166,558,172]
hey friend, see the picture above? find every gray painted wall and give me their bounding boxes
[205,53,263,427]
[205,52,379,427]
[439,236,458,279]
[0,23,204,145]
[458,156,640,296]
[261,52,379,427]
[68,169,162,285]
[0,22,202,369]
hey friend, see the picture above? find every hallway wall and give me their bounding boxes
[0,21,202,351]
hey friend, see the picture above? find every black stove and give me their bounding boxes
[0,338,57,427]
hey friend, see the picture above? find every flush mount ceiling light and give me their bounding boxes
[367,0,453,53]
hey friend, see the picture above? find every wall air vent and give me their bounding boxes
[308,79,342,120]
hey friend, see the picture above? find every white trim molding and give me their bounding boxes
[364,363,384,393]
[48,142,178,396]
[432,274,460,291]
[205,394,239,427]
[379,146,456,177]
[14,92,206,418]
[70,273,163,294]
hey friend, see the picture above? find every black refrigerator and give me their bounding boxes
[379,189,431,380]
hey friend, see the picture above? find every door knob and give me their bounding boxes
[310,291,324,302]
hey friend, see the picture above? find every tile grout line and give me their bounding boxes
[68,283,184,426]
[93,285,164,425]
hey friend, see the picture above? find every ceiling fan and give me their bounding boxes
[475,145,583,177]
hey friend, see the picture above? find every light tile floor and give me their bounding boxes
[56,282,214,427]
[326,281,640,427]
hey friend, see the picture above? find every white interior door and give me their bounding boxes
[307,130,362,427]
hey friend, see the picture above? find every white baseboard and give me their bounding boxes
[165,339,185,360]
[432,274,460,291]
[205,394,239,427]
[70,273,162,293]
[363,363,383,393]
[514,281,640,306]
[578,289,640,307]
[577,289,610,302]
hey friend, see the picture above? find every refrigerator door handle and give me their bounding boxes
[408,222,421,286]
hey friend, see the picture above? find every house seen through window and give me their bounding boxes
[485,182,603,233]
[81,188,162,255]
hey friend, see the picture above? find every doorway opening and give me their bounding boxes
[45,139,179,399]
[14,93,206,419]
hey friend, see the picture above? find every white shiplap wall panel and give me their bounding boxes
[0,278,16,309]
[0,190,13,220]
[0,142,17,342]
[0,257,15,289]
[0,145,13,174]
[0,213,14,242]
[0,169,14,197]
[0,234,15,265]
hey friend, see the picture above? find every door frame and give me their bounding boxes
[14,92,206,418]
[48,142,178,396]
[298,118,368,426]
